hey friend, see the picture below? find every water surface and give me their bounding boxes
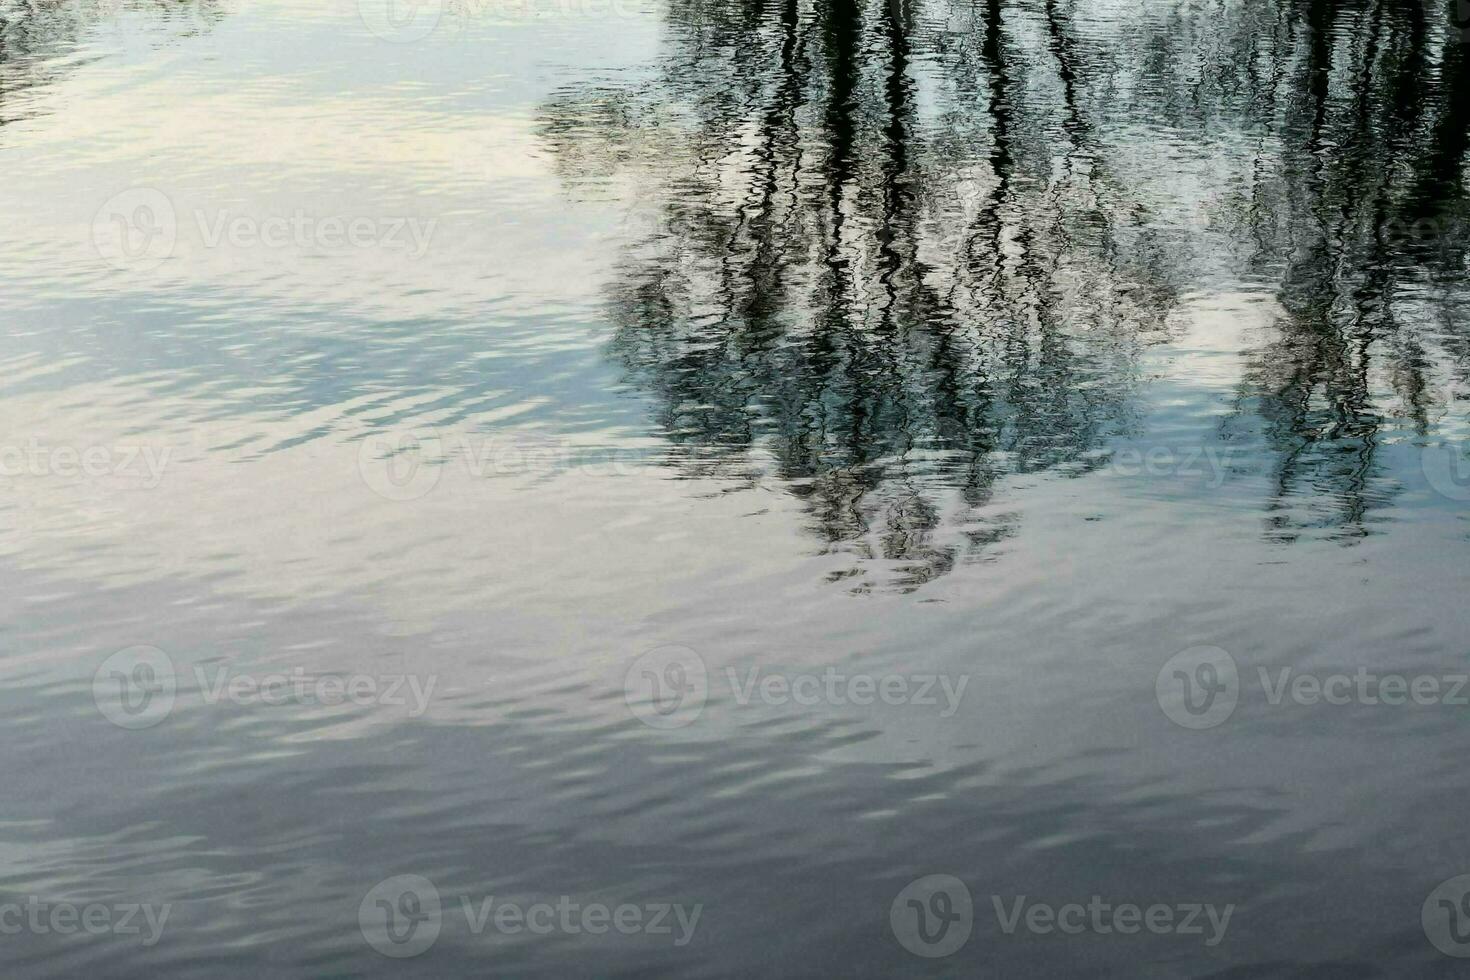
[2,0,1470,974]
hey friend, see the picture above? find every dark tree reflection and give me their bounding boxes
[540,0,1469,588]
[1221,0,1470,541]
[0,0,229,132]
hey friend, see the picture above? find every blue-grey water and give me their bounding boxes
[2,0,1470,975]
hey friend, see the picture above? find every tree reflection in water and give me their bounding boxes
[1,1,230,131]
[541,0,1468,590]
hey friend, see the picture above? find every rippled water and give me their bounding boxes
[2,0,1470,974]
